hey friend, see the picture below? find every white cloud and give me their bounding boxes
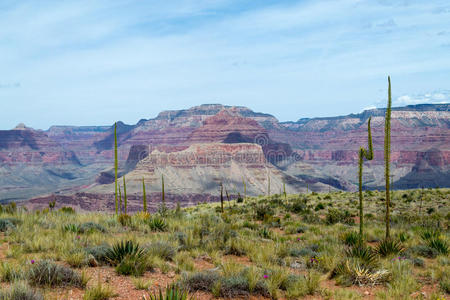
[395,91,450,106]
[0,0,449,128]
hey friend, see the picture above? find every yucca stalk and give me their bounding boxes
[267,174,271,197]
[358,117,374,241]
[384,76,392,239]
[119,186,122,213]
[114,122,118,215]
[142,177,147,213]
[161,174,165,208]
[123,176,127,215]
[220,182,224,213]
[283,181,287,200]
[242,178,246,200]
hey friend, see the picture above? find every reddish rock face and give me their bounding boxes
[2,103,449,205]
[0,128,80,165]
[188,110,266,143]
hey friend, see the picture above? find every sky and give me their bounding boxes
[0,0,449,130]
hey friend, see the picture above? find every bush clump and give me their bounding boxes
[78,222,106,234]
[375,239,404,257]
[325,209,354,225]
[147,241,176,261]
[85,245,111,265]
[146,217,168,232]
[0,281,44,300]
[183,271,220,292]
[0,219,15,232]
[27,260,85,287]
[105,240,146,266]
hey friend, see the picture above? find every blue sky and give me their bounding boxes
[0,0,449,129]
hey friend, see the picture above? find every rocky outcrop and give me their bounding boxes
[84,143,329,212]
[3,103,449,206]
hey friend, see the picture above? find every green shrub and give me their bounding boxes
[0,281,44,300]
[105,240,147,266]
[225,238,247,256]
[147,285,190,300]
[420,229,441,241]
[147,217,168,232]
[258,227,273,239]
[325,209,354,225]
[286,271,321,298]
[0,219,15,232]
[65,250,89,268]
[375,239,404,257]
[411,257,424,267]
[408,245,439,258]
[332,260,390,286]
[218,276,249,298]
[289,246,318,258]
[59,207,75,214]
[314,203,325,211]
[182,271,220,292]
[115,255,148,276]
[78,222,106,234]
[289,199,307,213]
[427,238,449,255]
[83,281,117,300]
[147,241,176,261]
[0,262,24,282]
[117,214,131,226]
[344,244,378,269]
[440,273,450,294]
[27,260,85,287]
[85,245,111,265]
[341,231,360,246]
[62,224,79,233]
[254,205,274,221]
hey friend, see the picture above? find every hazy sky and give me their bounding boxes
[0,0,449,130]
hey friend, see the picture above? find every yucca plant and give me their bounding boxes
[147,217,168,232]
[283,181,287,201]
[420,229,441,241]
[62,223,79,233]
[123,176,128,215]
[142,177,147,213]
[105,240,147,266]
[144,285,190,300]
[242,178,246,200]
[334,260,390,286]
[345,243,378,269]
[114,122,118,215]
[375,238,404,257]
[427,238,448,255]
[341,231,360,246]
[384,76,392,239]
[358,117,373,241]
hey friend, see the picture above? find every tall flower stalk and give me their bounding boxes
[358,117,374,241]
[242,178,246,200]
[142,177,147,212]
[220,182,224,213]
[384,76,392,239]
[123,176,127,215]
[161,174,166,210]
[114,122,118,215]
[119,186,122,214]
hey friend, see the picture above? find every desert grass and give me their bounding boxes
[0,188,448,299]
